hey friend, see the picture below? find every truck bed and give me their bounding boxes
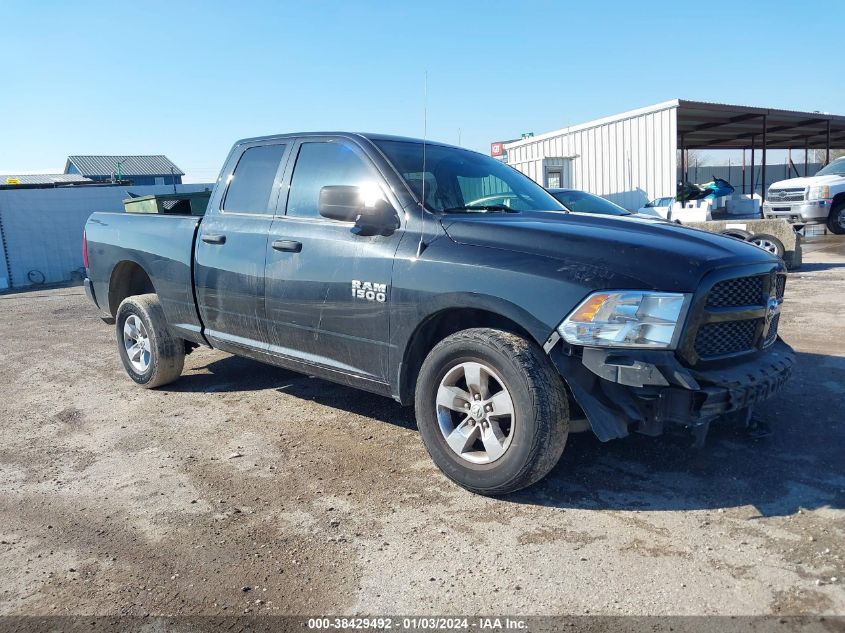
[85,212,205,343]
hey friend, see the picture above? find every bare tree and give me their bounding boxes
[678,150,711,183]
[678,150,710,168]
[811,148,845,164]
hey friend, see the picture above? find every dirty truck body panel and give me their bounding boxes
[86,213,204,344]
[84,131,794,447]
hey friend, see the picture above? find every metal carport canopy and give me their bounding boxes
[677,99,845,150]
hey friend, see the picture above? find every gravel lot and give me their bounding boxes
[1,236,843,618]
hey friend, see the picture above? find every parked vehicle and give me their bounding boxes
[677,177,735,202]
[701,177,735,199]
[763,156,845,234]
[83,133,794,495]
[548,188,662,220]
[639,196,675,218]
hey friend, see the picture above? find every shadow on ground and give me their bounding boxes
[170,353,417,429]
[166,351,845,517]
[791,262,845,273]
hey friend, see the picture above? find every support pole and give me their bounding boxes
[750,135,755,198]
[742,149,746,194]
[826,119,831,165]
[804,138,809,176]
[680,134,686,183]
[761,115,768,200]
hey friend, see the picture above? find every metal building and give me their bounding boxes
[0,183,210,291]
[64,155,185,186]
[503,99,845,210]
[1,173,92,186]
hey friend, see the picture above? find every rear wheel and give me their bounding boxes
[827,202,845,235]
[414,328,569,495]
[719,228,752,241]
[748,233,785,258]
[115,294,185,388]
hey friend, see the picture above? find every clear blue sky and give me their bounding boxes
[2,0,843,181]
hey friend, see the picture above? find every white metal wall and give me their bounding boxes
[0,231,9,289]
[505,104,678,211]
[0,184,211,290]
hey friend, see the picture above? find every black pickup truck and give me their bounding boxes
[83,133,794,495]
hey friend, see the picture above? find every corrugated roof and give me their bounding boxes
[64,155,185,177]
[504,99,845,151]
[1,173,93,185]
[676,99,845,150]
[504,100,680,149]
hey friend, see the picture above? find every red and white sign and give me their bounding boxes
[490,142,503,157]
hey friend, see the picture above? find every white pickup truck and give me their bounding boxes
[763,156,845,234]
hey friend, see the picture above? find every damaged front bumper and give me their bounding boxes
[550,339,795,442]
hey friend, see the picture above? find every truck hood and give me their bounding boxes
[441,211,778,291]
[769,174,845,188]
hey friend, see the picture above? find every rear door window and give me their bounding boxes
[222,144,287,214]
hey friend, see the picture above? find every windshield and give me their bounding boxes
[374,140,564,213]
[816,158,845,177]
[550,190,631,216]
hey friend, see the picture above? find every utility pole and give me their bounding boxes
[114,159,126,184]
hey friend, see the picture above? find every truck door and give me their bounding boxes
[195,141,290,353]
[264,138,404,382]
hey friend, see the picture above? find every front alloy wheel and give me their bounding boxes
[436,361,515,464]
[828,203,845,235]
[415,328,569,496]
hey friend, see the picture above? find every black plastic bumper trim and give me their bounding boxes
[551,340,795,442]
[83,277,99,310]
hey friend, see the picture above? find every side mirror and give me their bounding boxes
[318,185,398,236]
[318,185,363,221]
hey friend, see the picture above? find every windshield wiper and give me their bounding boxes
[441,205,517,214]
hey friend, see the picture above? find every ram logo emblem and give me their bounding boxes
[352,280,387,303]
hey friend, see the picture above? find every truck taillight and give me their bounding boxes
[82,230,89,268]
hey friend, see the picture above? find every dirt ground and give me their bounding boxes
[0,236,843,618]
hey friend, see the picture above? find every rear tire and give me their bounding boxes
[414,328,569,496]
[115,294,185,388]
[748,233,785,258]
[827,202,845,235]
[719,228,752,241]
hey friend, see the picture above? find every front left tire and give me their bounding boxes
[115,293,185,388]
[414,328,569,496]
[827,201,845,235]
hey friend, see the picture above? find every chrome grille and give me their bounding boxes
[706,276,764,307]
[695,319,760,358]
[767,187,806,203]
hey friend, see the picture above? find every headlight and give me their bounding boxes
[558,291,690,349]
[808,185,830,201]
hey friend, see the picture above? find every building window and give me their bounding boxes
[154,177,165,186]
[547,171,561,189]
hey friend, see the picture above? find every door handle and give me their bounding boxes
[272,240,302,253]
[201,234,226,245]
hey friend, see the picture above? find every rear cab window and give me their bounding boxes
[222,144,287,214]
